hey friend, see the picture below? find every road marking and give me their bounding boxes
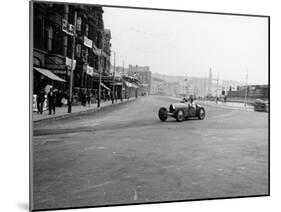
[84,146,106,150]
[162,165,175,169]
[73,181,113,193]
[133,188,138,201]
[201,102,254,112]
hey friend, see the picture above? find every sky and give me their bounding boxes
[103,7,268,84]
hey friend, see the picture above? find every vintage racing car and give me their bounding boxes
[158,99,206,122]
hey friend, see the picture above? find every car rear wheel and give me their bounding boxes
[176,109,185,122]
[198,108,205,120]
[158,107,168,121]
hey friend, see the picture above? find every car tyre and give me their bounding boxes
[158,107,168,121]
[176,109,185,122]
[198,108,205,120]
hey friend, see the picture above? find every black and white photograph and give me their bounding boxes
[30,1,269,211]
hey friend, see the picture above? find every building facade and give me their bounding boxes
[128,65,152,95]
[33,2,111,102]
[227,84,268,100]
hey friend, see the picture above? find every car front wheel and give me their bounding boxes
[158,107,168,121]
[198,108,205,120]
[176,109,185,122]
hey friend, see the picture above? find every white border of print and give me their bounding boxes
[1,0,279,212]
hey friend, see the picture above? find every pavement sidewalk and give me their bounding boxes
[199,100,254,111]
[164,96,254,111]
[32,98,137,123]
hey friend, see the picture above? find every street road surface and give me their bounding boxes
[32,95,268,210]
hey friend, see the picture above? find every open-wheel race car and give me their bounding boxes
[158,99,206,122]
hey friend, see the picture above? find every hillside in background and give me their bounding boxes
[151,73,242,97]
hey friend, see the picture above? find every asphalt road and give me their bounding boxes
[32,95,269,210]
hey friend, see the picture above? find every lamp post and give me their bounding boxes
[68,10,77,113]
[244,69,248,107]
[111,50,116,103]
[97,52,102,108]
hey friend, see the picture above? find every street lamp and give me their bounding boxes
[111,50,116,103]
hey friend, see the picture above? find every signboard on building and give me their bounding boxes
[86,65,94,76]
[62,19,74,36]
[52,70,67,75]
[65,57,76,70]
[93,45,102,56]
[84,36,93,48]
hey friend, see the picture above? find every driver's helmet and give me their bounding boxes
[189,95,194,103]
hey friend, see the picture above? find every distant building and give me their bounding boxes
[102,29,111,74]
[128,65,152,95]
[227,84,268,100]
[111,66,129,77]
[207,68,213,96]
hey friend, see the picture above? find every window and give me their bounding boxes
[77,17,82,31]
[76,44,81,57]
[46,27,53,51]
[34,16,44,49]
[86,24,89,36]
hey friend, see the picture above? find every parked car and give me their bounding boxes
[158,99,206,122]
[254,99,269,112]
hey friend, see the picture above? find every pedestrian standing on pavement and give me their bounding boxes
[36,92,40,114]
[86,91,91,107]
[47,88,56,115]
[119,90,123,102]
[110,89,114,104]
[81,91,86,106]
[37,89,45,114]
[93,90,97,104]
[114,90,118,103]
[56,90,63,107]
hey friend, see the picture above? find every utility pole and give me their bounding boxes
[112,51,116,103]
[122,60,125,75]
[244,69,248,107]
[215,72,219,104]
[97,52,102,108]
[208,68,212,96]
[68,10,77,113]
[216,72,219,97]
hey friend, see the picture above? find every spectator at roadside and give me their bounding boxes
[37,89,45,114]
[86,91,91,107]
[47,88,56,115]
[56,90,63,107]
[81,91,86,106]
[110,89,114,104]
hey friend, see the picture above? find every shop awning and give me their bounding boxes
[100,82,111,90]
[124,81,138,88]
[34,67,66,82]
[111,82,123,86]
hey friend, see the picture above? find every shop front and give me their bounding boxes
[33,67,66,111]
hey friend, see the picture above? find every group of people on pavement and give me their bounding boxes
[80,91,92,107]
[36,86,125,115]
[215,95,228,104]
[36,88,63,115]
